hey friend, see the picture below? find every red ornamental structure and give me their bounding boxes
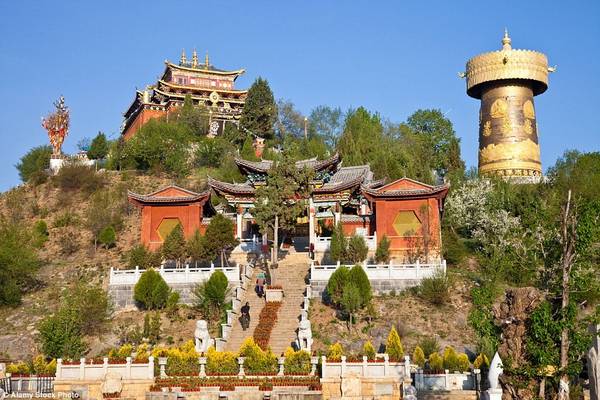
[42,96,70,156]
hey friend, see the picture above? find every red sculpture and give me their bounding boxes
[42,96,70,156]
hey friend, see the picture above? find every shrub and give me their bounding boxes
[166,292,180,316]
[206,347,238,374]
[38,307,87,358]
[162,224,186,265]
[134,269,171,310]
[53,163,105,193]
[53,211,78,228]
[418,336,440,358]
[428,352,444,373]
[347,235,368,263]
[413,346,426,367]
[283,347,311,374]
[32,355,57,375]
[417,270,451,306]
[88,132,109,160]
[62,284,111,334]
[442,346,459,371]
[193,270,230,319]
[385,326,404,360]
[6,362,30,374]
[186,229,213,263]
[327,342,343,361]
[329,222,347,262]
[457,353,470,372]
[127,244,161,269]
[238,337,277,374]
[362,341,376,360]
[86,188,126,248]
[16,145,52,184]
[375,235,391,263]
[340,282,362,325]
[348,265,372,306]
[473,353,490,370]
[325,266,349,304]
[58,230,80,255]
[98,226,116,248]
[34,220,49,241]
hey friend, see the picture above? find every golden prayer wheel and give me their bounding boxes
[464,31,554,180]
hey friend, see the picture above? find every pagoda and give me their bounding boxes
[121,50,247,139]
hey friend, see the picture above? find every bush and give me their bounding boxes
[166,292,180,315]
[206,347,238,374]
[325,266,349,304]
[38,307,87,358]
[16,145,52,184]
[88,132,109,160]
[62,284,111,334]
[413,346,426,367]
[134,269,171,310]
[327,342,344,361]
[238,337,277,374]
[362,341,376,360]
[340,282,362,325]
[428,352,444,373]
[32,355,57,375]
[417,270,451,306]
[457,353,470,372]
[53,163,105,193]
[128,244,161,269]
[348,265,372,306]
[442,346,459,371]
[98,226,116,248]
[283,347,311,374]
[418,336,440,358]
[375,234,391,263]
[193,270,230,319]
[347,235,368,263]
[33,220,49,247]
[53,211,78,228]
[473,353,490,370]
[385,326,404,360]
[329,222,347,262]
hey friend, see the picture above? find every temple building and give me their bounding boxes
[121,50,247,139]
[463,31,554,180]
[129,154,449,262]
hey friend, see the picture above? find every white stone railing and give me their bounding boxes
[55,357,154,381]
[233,236,261,253]
[310,259,446,281]
[414,369,481,391]
[321,355,410,379]
[109,263,239,286]
[314,232,377,252]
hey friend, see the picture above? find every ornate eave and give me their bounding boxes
[234,153,341,174]
[157,80,248,96]
[153,88,247,105]
[207,177,256,196]
[361,180,449,200]
[163,61,245,79]
[128,185,210,206]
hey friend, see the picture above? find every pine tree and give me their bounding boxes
[347,234,368,263]
[204,214,238,267]
[413,346,426,367]
[329,222,348,263]
[385,326,404,360]
[348,264,372,306]
[186,229,213,264]
[87,132,109,160]
[375,234,391,263]
[239,77,277,139]
[162,224,186,266]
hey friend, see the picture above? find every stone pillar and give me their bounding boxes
[56,359,63,380]
[198,356,207,377]
[485,352,504,400]
[310,356,319,376]
[158,357,168,378]
[278,357,285,376]
[238,357,245,376]
[236,208,243,239]
[125,357,132,379]
[79,358,85,380]
[148,356,155,379]
[308,199,315,247]
[340,356,347,378]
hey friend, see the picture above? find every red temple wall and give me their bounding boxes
[123,108,166,140]
[140,203,203,251]
[341,220,371,236]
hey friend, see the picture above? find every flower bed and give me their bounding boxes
[150,376,321,392]
[253,301,282,349]
[266,285,282,290]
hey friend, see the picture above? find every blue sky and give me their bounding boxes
[0,1,598,191]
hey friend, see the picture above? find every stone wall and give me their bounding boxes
[54,379,153,400]
[310,279,421,299]
[321,376,403,400]
[109,283,224,309]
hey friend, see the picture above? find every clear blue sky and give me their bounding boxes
[0,1,598,191]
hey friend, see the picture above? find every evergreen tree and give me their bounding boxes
[162,224,186,266]
[413,346,426,367]
[375,234,391,263]
[87,132,109,160]
[98,225,116,248]
[325,265,349,305]
[340,282,361,328]
[239,77,277,139]
[204,214,238,267]
[385,326,404,360]
[348,264,372,306]
[16,145,52,184]
[133,269,170,310]
[329,222,348,263]
[186,229,213,264]
[347,234,368,263]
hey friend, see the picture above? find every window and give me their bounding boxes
[157,218,182,241]
[392,211,421,236]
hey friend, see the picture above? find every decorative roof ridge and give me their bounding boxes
[127,185,210,204]
[164,60,246,76]
[145,184,204,198]
[207,176,256,194]
[376,176,435,191]
[235,153,341,173]
[361,182,449,197]
[157,80,248,94]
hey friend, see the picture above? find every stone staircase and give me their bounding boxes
[224,239,311,354]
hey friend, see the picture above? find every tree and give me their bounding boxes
[128,244,161,269]
[276,99,305,138]
[174,95,209,135]
[98,226,116,248]
[239,77,277,139]
[133,269,171,310]
[193,270,230,319]
[340,282,362,328]
[413,346,426,367]
[329,222,348,263]
[61,284,111,334]
[38,308,86,359]
[204,214,238,267]
[253,152,313,264]
[308,105,343,147]
[162,224,186,266]
[348,264,372,306]
[363,341,376,360]
[87,132,109,160]
[375,234,390,263]
[385,326,404,360]
[186,229,214,264]
[325,266,349,305]
[347,235,368,263]
[16,145,52,183]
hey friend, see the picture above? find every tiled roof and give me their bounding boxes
[361,182,449,198]
[127,185,209,204]
[235,153,340,173]
[313,165,373,193]
[207,177,256,195]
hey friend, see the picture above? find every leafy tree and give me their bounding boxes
[329,222,348,263]
[162,224,186,266]
[276,99,306,138]
[348,264,372,306]
[347,235,368,263]
[16,145,52,183]
[204,214,238,267]
[308,105,344,147]
[174,94,209,135]
[375,234,390,263]
[362,341,376,360]
[61,284,112,334]
[87,132,109,160]
[239,77,277,139]
[186,229,214,264]
[413,346,426,367]
[325,266,349,305]
[195,137,229,168]
[133,269,171,310]
[38,307,86,358]
[385,326,404,360]
[193,270,230,319]
[0,221,40,306]
[128,244,161,269]
[340,282,362,327]
[98,226,116,248]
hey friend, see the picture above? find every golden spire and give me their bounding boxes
[180,49,187,65]
[192,49,198,68]
[502,28,512,50]
[205,51,210,69]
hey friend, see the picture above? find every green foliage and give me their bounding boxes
[16,145,52,184]
[162,224,186,264]
[362,341,376,360]
[428,352,444,373]
[134,269,171,310]
[186,229,214,263]
[347,235,368,263]
[340,282,362,325]
[329,222,347,263]
[61,284,111,334]
[468,284,500,356]
[348,265,372,306]
[283,347,311,374]
[147,312,161,344]
[327,342,344,361]
[204,214,238,266]
[206,347,238,374]
[128,244,161,269]
[240,77,277,139]
[194,137,229,168]
[38,307,87,359]
[166,291,180,314]
[308,105,344,148]
[53,163,105,193]
[193,270,229,319]
[413,346,426,367]
[33,220,49,247]
[54,211,78,228]
[473,353,490,370]
[0,221,40,306]
[174,95,209,135]
[385,326,404,360]
[98,225,116,248]
[375,234,390,263]
[417,270,451,306]
[457,353,470,373]
[418,336,440,358]
[238,337,278,374]
[442,346,459,371]
[87,132,109,160]
[326,266,349,304]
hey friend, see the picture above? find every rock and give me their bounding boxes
[588,325,600,400]
[101,372,123,395]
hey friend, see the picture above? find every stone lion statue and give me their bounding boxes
[297,319,313,352]
[194,320,213,353]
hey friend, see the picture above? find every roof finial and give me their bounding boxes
[192,49,198,68]
[502,28,512,50]
[205,51,210,69]
[180,49,187,65]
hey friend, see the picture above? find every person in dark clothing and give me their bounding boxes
[256,274,266,297]
[240,302,250,331]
